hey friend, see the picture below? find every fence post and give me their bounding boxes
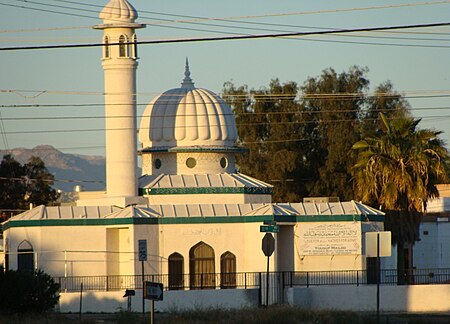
[306,272,309,288]
[258,272,262,306]
[357,270,359,287]
[290,271,293,288]
[244,273,247,289]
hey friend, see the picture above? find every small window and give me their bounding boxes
[132,34,138,59]
[17,241,34,272]
[154,158,162,169]
[104,36,110,58]
[220,157,228,169]
[119,35,128,58]
[186,157,196,169]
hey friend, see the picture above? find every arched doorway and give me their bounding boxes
[189,242,215,289]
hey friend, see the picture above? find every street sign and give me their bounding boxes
[262,233,275,257]
[138,239,147,261]
[144,281,163,301]
[365,231,392,257]
[260,225,280,233]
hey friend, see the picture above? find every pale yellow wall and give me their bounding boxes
[106,227,133,276]
[5,225,108,276]
[154,222,271,275]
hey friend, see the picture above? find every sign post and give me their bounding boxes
[144,281,163,324]
[138,240,147,314]
[261,233,275,307]
[365,231,391,324]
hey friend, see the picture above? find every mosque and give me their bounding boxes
[1,0,385,289]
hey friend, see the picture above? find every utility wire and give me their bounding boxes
[1,21,450,52]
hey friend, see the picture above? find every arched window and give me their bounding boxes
[17,241,34,272]
[168,252,184,290]
[119,35,128,58]
[189,242,215,289]
[132,34,138,59]
[220,251,236,289]
[104,36,110,58]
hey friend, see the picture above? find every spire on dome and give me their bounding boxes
[181,58,195,89]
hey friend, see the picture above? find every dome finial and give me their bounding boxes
[181,57,195,89]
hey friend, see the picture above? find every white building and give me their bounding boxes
[1,0,385,288]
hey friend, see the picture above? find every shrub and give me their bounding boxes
[0,269,60,314]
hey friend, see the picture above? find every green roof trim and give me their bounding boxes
[139,146,248,154]
[139,187,273,196]
[2,214,384,230]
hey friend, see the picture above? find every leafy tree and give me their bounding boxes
[223,79,304,202]
[300,66,369,200]
[0,155,26,210]
[352,113,449,283]
[0,269,60,314]
[0,155,59,212]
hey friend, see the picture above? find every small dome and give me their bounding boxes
[99,0,138,24]
[139,60,238,150]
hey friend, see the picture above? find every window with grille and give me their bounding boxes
[168,252,184,290]
[220,251,236,289]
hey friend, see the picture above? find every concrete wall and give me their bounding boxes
[58,288,259,313]
[286,284,450,313]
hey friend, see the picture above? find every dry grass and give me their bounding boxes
[1,307,448,324]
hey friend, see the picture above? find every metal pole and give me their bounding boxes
[376,233,380,324]
[150,299,154,324]
[266,255,270,307]
[79,282,83,321]
[142,260,145,315]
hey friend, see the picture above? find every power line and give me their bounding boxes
[3,105,450,120]
[3,114,450,135]
[1,21,450,52]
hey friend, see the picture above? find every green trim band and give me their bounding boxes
[139,187,273,196]
[2,214,384,230]
[139,146,248,154]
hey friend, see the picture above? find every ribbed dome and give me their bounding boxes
[99,0,138,24]
[139,61,238,150]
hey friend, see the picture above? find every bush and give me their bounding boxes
[0,269,60,314]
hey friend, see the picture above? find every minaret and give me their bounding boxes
[93,0,145,201]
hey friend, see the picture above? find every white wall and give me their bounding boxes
[286,284,450,313]
[58,288,259,313]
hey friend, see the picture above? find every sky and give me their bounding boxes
[1,0,450,158]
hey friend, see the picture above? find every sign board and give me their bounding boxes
[262,233,275,257]
[138,240,147,261]
[365,231,392,257]
[260,225,280,233]
[144,281,163,301]
[298,222,361,255]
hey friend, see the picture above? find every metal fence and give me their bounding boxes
[57,272,261,292]
[56,268,450,292]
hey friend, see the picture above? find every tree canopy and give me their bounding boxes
[0,155,59,214]
[223,66,417,202]
[352,113,449,281]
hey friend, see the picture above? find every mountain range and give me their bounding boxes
[1,145,106,192]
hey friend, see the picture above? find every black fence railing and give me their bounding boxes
[57,272,261,292]
[56,268,450,292]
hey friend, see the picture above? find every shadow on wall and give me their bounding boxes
[58,288,260,313]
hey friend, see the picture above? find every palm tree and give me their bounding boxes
[352,113,448,284]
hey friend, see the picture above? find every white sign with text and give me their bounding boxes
[298,222,361,255]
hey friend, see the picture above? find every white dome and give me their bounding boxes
[99,0,138,24]
[139,61,238,150]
